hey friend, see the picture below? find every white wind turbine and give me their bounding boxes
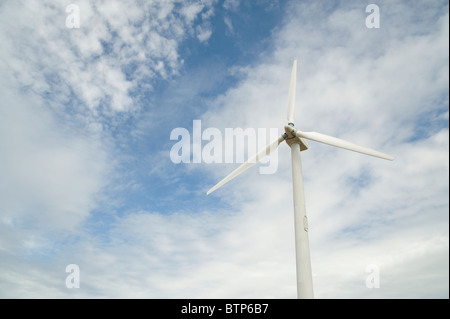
[206,60,394,299]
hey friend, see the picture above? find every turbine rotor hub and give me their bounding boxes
[284,125,309,150]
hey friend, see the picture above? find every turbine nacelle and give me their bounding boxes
[284,125,309,150]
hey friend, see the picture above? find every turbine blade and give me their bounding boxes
[296,131,394,161]
[207,135,285,195]
[286,60,297,125]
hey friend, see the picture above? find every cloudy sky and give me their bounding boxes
[0,0,448,299]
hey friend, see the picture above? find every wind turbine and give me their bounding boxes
[206,60,394,299]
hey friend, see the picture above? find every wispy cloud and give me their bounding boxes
[0,0,217,117]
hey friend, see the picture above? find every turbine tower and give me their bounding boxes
[207,60,394,299]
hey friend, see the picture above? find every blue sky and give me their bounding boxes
[0,0,448,298]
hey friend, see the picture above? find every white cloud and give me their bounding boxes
[196,24,213,43]
[180,2,205,24]
[0,0,218,253]
[0,80,110,262]
[224,16,234,34]
[0,0,217,117]
[223,0,240,11]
